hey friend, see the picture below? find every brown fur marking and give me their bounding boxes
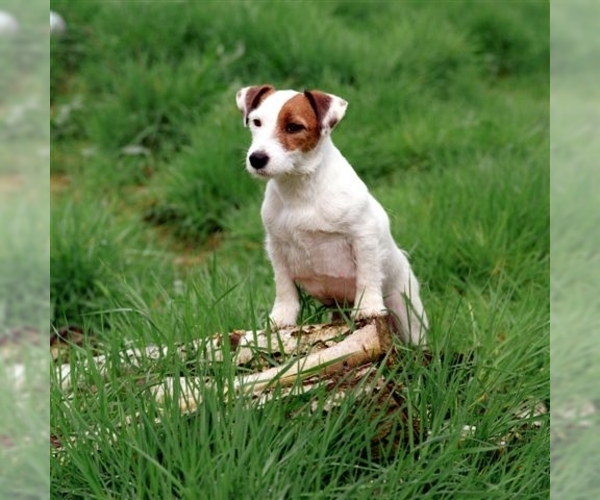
[276,94,323,152]
[303,90,332,128]
[244,85,275,123]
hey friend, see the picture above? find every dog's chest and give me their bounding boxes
[266,204,357,303]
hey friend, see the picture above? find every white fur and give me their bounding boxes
[237,87,428,344]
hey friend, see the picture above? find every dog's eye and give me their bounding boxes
[285,122,305,134]
[252,119,262,127]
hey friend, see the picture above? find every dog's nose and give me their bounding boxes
[249,151,269,170]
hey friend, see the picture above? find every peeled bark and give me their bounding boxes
[152,317,393,412]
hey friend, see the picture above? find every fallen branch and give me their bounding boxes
[152,317,393,413]
[56,319,384,391]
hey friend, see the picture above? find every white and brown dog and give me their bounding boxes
[236,85,428,344]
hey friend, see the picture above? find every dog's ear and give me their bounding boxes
[236,85,275,126]
[303,90,348,136]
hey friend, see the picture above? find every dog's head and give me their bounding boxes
[236,85,348,178]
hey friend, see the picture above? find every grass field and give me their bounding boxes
[50,1,549,498]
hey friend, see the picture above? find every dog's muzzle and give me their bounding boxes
[249,151,269,170]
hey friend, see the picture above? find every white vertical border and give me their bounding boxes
[0,1,50,498]
[551,1,600,498]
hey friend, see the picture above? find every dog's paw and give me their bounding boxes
[268,316,297,330]
[268,304,299,330]
[352,306,386,321]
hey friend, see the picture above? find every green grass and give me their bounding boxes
[50,1,549,498]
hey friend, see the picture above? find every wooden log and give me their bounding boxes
[151,317,393,413]
[56,319,385,390]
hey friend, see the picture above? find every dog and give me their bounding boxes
[236,85,428,344]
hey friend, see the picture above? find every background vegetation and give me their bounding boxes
[50,1,549,498]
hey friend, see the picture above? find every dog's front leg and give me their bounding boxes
[267,244,300,328]
[351,235,386,320]
[269,271,300,328]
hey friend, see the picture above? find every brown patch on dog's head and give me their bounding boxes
[303,89,348,137]
[236,85,275,125]
[303,90,332,129]
[275,93,323,152]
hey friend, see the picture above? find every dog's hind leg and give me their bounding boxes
[385,278,428,345]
